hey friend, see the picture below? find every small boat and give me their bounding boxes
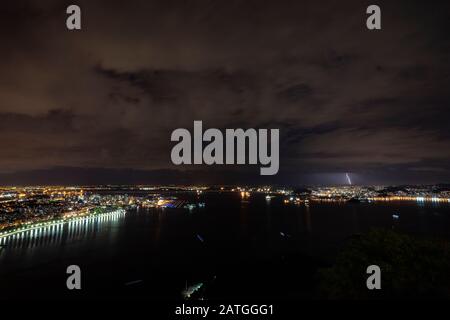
[196,234,204,242]
[280,232,291,238]
[392,214,400,220]
[125,279,143,286]
[182,282,203,299]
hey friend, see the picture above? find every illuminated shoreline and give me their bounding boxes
[286,196,450,204]
[0,208,126,240]
[367,196,450,203]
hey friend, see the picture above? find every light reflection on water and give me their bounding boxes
[0,194,449,263]
[0,211,126,253]
[0,193,449,299]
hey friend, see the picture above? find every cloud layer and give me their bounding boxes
[0,0,449,184]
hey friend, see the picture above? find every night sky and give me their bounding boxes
[0,0,449,185]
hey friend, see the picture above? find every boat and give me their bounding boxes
[182,282,203,299]
[196,234,204,242]
[125,279,143,286]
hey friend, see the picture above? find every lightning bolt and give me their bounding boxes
[346,173,352,185]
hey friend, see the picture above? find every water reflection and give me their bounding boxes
[0,210,126,251]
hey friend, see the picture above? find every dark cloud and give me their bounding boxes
[277,84,314,103]
[0,0,449,184]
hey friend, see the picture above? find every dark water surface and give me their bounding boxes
[1,192,449,299]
